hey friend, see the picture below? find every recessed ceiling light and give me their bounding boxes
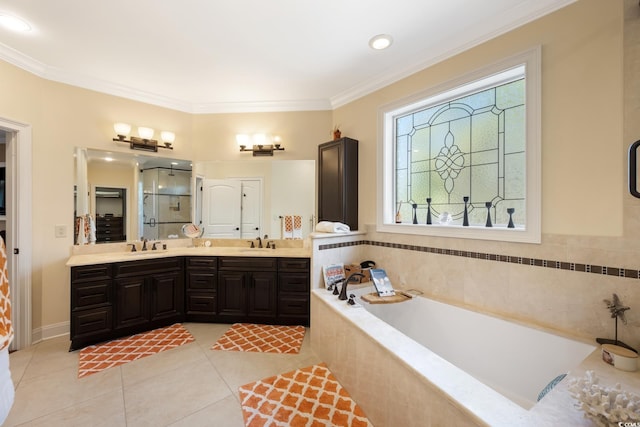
[369,34,393,50]
[0,14,31,32]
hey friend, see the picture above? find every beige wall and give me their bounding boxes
[0,0,633,340]
[335,0,623,237]
[0,60,331,334]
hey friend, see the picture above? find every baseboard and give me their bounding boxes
[31,321,69,344]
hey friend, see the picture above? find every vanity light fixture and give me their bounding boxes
[112,122,175,152]
[237,133,285,157]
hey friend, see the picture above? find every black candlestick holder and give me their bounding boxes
[426,198,432,225]
[507,208,515,228]
[485,202,492,227]
[463,196,469,226]
[412,203,418,224]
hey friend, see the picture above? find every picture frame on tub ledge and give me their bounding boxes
[322,263,345,290]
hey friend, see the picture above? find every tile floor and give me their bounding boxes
[4,323,322,427]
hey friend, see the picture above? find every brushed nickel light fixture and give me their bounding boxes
[113,123,175,152]
[237,133,285,156]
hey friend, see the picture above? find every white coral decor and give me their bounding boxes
[568,370,640,426]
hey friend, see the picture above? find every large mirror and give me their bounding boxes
[74,148,192,244]
[74,148,316,244]
[193,159,316,240]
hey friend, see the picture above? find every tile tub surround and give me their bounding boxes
[310,227,640,352]
[311,289,640,426]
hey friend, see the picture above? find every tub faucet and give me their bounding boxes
[338,273,365,301]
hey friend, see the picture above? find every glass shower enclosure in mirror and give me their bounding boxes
[141,165,191,240]
[74,147,192,244]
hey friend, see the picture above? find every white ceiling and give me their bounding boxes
[0,0,575,113]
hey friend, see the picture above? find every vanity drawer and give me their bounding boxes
[278,272,309,293]
[278,258,310,271]
[218,257,277,271]
[186,292,217,314]
[187,257,217,269]
[71,307,113,337]
[72,281,111,309]
[278,294,309,316]
[186,271,216,290]
[114,257,183,277]
[71,264,112,282]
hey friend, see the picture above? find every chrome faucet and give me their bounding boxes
[338,273,365,301]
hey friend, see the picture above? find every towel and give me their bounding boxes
[282,215,303,239]
[75,214,97,245]
[293,215,302,239]
[315,221,350,233]
[0,237,13,425]
[282,215,293,239]
[0,236,11,352]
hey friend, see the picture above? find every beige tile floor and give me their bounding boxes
[4,323,322,427]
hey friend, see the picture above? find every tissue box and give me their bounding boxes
[344,264,371,283]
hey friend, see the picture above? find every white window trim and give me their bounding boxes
[377,46,541,244]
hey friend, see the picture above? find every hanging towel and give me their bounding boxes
[75,214,97,245]
[315,221,350,233]
[282,215,294,239]
[0,236,13,425]
[0,236,12,352]
[75,215,87,245]
[293,215,303,239]
[86,214,97,244]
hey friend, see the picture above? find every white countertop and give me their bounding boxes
[66,246,311,267]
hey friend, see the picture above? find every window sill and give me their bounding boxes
[376,222,540,244]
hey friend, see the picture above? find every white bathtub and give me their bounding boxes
[354,286,594,409]
[311,285,596,426]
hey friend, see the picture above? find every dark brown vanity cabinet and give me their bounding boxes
[70,264,114,351]
[277,258,310,326]
[70,254,310,350]
[217,257,277,323]
[113,257,184,337]
[185,256,218,321]
[318,137,358,230]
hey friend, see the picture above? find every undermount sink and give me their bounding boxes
[237,248,276,253]
[124,250,167,255]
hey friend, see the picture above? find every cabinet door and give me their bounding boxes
[115,277,148,329]
[218,271,247,318]
[149,271,184,323]
[318,141,344,223]
[247,271,277,319]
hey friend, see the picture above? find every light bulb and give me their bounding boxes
[160,131,175,143]
[113,122,131,137]
[138,127,154,140]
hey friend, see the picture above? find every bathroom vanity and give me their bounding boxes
[68,248,310,351]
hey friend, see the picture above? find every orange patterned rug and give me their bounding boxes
[77,323,194,378]
[211,323,305,354]
[239,363,372,427]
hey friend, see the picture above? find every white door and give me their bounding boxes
[202,179,241,238]
[239,178,262,239]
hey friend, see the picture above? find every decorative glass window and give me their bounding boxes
[378,48,541,243]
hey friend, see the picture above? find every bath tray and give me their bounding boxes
[361,292,410,304]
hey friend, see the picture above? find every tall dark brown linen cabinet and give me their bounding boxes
[318,137,358,230]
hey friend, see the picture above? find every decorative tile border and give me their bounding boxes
[318,240,640,280]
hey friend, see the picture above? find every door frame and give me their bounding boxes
[0,117,32,350]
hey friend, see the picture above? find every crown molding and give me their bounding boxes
[191,98,332,114]
[0,0,575,114]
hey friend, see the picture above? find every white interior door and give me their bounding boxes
[239,178,262,240]
[202,179,241,238]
